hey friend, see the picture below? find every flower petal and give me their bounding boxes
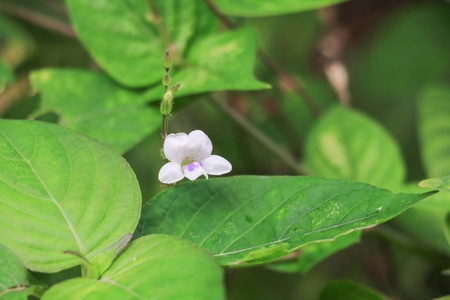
[183,162,208,181]
[202,155,232,175]
[164,133,188,163]
[185,130,212,161]
[158,162,184,184]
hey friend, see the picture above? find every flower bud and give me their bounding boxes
[160,90,174,115]
[170,83,180,96]
[162,73,171,86]
[164,50,172,70]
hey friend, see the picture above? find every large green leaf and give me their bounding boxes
[137,176,434,266]
[66,0,268,93]
[0,244,34,300]
[66,0,194,86]
[418,85,450,178]
[320,280,386,300]
[42,235,224,300]
[268,231,360,274]
[304,107,405,189]
[0,120,141,272]
[31,69,161,154]
[214,0,348,17]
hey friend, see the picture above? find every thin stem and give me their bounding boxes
[210,96,308,175]
[257,51,321,117]
[203,0,321,117]
[203,0,236,29]
[161,59,170,143]
[161,115,168,142]
[0,77,31,116]
[0,2,76,37]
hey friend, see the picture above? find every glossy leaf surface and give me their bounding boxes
[138,176,433,265]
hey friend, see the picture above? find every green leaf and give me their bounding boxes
[66,0,268,93]
[213,0,349,17]
[268,231,360,274]
[0,244,34,300]
[42,235,225,300]
[137,176,434,266]
[418,85,450,178]
[65,0,188,86]
[30,69,161,154]
[320,280,386,300]
[142,28,270,101]
[0,120,141,272]
[304,107,405,189]
[171,28,270,97]
[420,176,450,192]
[66,0,216,87]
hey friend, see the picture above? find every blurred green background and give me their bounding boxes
[1,0,449,299]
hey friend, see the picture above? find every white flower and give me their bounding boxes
[158,130,232,184]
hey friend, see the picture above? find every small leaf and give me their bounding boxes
[419,176,450,192]
[137,176,434,266]
[320,280,386,300]
[213,0,349,17]
[171,28,270,97]
[268,231,360,274]
[0,244,34,300]
[31,69,161,154]
[42,235,225,300]
[304,107,405,189]
[0,120,141,272]
[419,85,450,178]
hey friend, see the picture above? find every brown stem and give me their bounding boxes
[0,77,31,116]
[161,65,170,143]
[0,2,76,37]
[161,114,168,142]
[211,96,308,175]
[203,0,236,29]
[203,0,321,117]
[257,51,321,117]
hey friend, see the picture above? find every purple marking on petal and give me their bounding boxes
[198,162,203,167]
[187,163,197,172]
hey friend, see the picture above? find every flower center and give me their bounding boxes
[182,158,203,173]
[181,157,194,167]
